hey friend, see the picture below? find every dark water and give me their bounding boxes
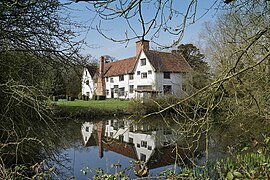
[44,117,205,179]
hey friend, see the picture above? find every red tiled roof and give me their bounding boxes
[144,50,193,73]
[102,50,192,77]
[103,141,139,160]
[86,65,98,77]
[104,57,136,77]
[146,146,190,169]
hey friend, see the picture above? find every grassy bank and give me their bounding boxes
[54,99,131,118]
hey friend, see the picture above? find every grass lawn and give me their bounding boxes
[56,99,130,110]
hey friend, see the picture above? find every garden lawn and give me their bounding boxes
[56,99,130,111]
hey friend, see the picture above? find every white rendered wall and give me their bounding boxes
[81,122,94,146]
[82,68,95,99]
[155,72,184,97]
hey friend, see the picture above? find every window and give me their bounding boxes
[137,143,141,148]
[148,146,152,150]
[114,85,119,93]
[148,70,152,75]
[110,77,114,83]
[164,72,171,79]
[85,71,87,76]
[130,125,134,132]
[129,137,134,144]
[140,58,146,66]
[141,141,147,148]
[163,85,172,95]
[86,126,89,132]
[106,89,109,96]
[137,71,140,75]
[119,75,124,81]
[119,135,124,142]
[141,72,147,79]
[140,153,146,162]
[119,87,125,96]
[106,77,108,82]
[86,80,89,85]
[129,74,134,80]
[129,85,134,93]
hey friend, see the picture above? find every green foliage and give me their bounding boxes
[81,163,133,180]
[212,153,270,179]
[0,161,55,179]
[56,99,130,110]
[171,43,211,90]
[128,96,183,115]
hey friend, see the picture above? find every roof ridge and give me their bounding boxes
[148,50,172,54]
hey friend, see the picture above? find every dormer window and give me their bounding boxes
[140,58,146,66]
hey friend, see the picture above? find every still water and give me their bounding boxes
[47,117,205,179]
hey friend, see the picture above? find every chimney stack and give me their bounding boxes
[136,40,149,57]
[96,56,106,96]
[97,121,104,159]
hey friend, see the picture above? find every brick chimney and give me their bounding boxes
[96,121,104,159]
[136,40,149,57]
[96,56,106,96]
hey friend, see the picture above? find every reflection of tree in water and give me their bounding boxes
[0,117,83,177]
[81,117,205,173]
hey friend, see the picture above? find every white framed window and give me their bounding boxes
[119,75,124,81]
[119,87,125,96]
[141,72,147,79]
[137,71,140,75]
[110,77,114,83]
[140,153,146,162]
[140,58,146,66]
[141,141,147,148]
[163,85,172,94]
[164,72,171,79]
[129,85,134,93]
[129,74,134,80]
[148,70,152,75]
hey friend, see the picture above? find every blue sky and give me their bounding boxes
[67,0,220,60]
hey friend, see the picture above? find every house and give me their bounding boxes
[81,65,97,99]
[81,119,190,169]
[82,40,192,99]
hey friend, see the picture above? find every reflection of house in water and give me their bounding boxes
[81,119,190,169]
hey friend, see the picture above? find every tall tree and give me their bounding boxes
[0,0,84,168]
[172,43,211,90]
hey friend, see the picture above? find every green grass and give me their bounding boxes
[56,99,130,110]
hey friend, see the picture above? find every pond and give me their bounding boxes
[43,116,208,179]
